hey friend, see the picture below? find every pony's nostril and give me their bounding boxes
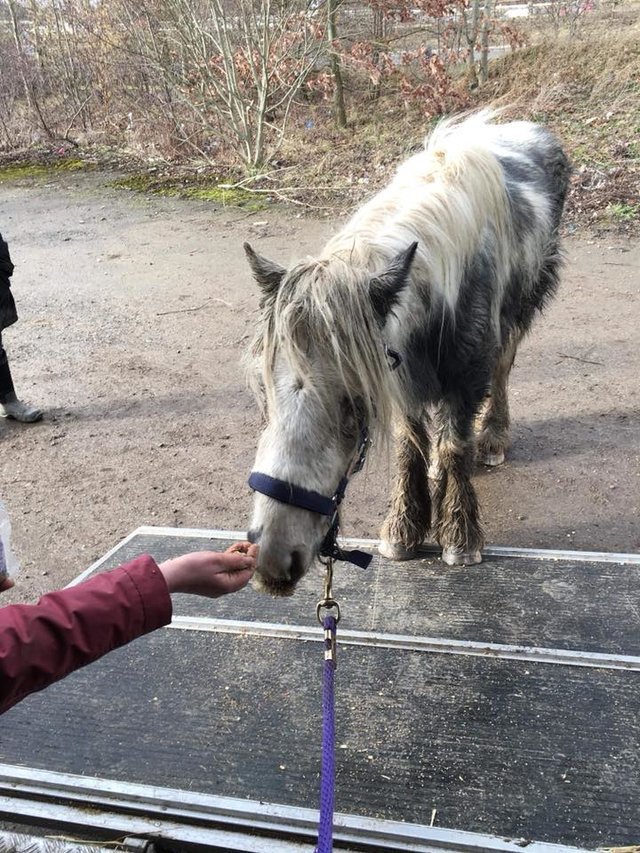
[290,549,306,582]
[247,526,262,544]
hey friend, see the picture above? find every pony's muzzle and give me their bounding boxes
[250,528,310,596]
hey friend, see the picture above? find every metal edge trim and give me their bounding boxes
[0,765,592,853]
[134,525,248,540]
[347,540,640,565]
[65,530,142,587]
[125,528,640,565]
[167,616,640,672]
[0,797,308,853]
[67,527,250,586]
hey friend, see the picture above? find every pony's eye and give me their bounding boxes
[340,395,353,414]
[341,395,366,416]
[339,396,360,437]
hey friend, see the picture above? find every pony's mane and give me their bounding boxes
[252,110,520,434]
[323,109,514,313]
[257,258,398,436]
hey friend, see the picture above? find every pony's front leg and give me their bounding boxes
[432,402,484,566]
[379,415,431,561]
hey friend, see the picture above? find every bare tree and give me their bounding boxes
[460,0,481,88]
[117,0,325,171]
[0,0,523,161]
[6,0,54,138]
[326,0,347,127]
[479,0,493,83]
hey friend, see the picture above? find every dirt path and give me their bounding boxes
[1,171,638,601]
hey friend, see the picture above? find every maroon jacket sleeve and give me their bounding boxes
[0,554,172,714]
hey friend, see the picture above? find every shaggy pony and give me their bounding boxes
[245,111,571,595]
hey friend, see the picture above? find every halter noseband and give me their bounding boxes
[249,427,373,569]
[247,472,347,519]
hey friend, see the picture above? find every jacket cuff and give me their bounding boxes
[120,554,173,634]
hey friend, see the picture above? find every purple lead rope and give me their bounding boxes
[315,614,337,853]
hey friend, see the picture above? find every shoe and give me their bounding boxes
[0,398,43,422]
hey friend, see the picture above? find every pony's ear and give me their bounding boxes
[369,242,418,320]
[244,242,286,294]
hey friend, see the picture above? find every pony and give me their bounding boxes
[244,111,571,596]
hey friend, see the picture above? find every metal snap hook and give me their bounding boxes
[316,597,341,625]
[317,557,341,624]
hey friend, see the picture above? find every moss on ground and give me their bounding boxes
[110,174,268,210]
[0,159,88,182]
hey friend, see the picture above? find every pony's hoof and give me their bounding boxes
[479,449,505,467]
[442,547,482,566]
[379,540,418,561]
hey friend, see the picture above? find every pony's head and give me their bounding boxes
[244,241,417,595]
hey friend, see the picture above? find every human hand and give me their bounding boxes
[159,542,258,598]
[0,575,14,594]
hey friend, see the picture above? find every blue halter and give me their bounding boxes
[247,472,345,519]
[248,427,373,569]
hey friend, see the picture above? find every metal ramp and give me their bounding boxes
[1,527,639,852]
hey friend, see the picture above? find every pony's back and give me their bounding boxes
[325,112,570,316]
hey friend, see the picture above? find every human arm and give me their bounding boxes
[0,544,256,714]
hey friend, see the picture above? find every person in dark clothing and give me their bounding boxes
[0,232,42,423]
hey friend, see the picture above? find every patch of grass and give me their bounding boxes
[606,202,640,223]
[0,159,87,182]
[271,98,437,213]
[183,185,263,206]
[110,173,269,210]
